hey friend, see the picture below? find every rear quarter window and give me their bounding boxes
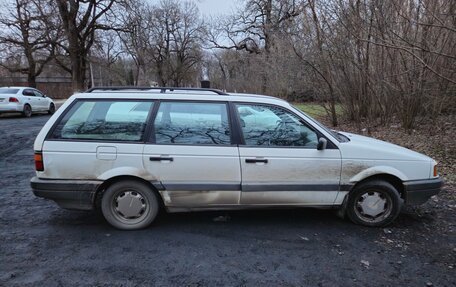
[50,100,154,141]
[0,88,19,94]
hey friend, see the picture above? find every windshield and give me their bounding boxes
[0,88,19,94]
[291,105,348,142]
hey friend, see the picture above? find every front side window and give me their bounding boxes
[51,100,154,141]
[33,90,44,97]
[154,102,231,145]
[236,104,318,147]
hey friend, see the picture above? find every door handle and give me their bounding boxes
[245,158,268,164]
[149,156,174,162]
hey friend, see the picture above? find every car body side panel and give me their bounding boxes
[239,148,342,205]
[143,145,241,207]
[39,141,145,180]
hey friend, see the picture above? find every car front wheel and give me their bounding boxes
[346,180,403,227]
[48,103,55,114]
[101,180,159,230]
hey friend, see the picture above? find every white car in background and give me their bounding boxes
[0,86,55,117]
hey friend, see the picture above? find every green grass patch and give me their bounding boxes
[294,103,342,119]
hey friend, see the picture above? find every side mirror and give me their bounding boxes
[317,138,327,150]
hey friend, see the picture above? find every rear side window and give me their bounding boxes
[154,102,231,145]
[50,100,154,141]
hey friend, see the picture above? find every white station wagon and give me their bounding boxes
[30,87,442,230]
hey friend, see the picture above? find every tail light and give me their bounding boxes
[34,152,44,171]
[9,97,19,103]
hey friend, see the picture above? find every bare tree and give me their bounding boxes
[149,0,204,86]
[54,0,117,91]
[208,0,303,93]
[117,0,204,87]
[0,0,60,87]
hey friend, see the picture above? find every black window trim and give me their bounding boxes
[146,99,236,147]
[45,98,157,144]
[232,101,338,149]
[44,98,337,149]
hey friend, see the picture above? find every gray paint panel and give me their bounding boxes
[155,182,350,192]
[242,184,340,192]
[164,183,241,191]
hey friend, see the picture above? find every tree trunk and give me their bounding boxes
[27,73,37,88]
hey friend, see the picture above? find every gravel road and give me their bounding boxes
[0,113,454,286]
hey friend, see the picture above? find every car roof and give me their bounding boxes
[73,88,290,106]
[0,86,29,89]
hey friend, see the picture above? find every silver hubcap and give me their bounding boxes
[114,191,146,219]
[355,191,391,222]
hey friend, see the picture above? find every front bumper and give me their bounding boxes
[31,177,101,210]
[403,178,443,205]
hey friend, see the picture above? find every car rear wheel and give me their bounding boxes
[22,104,32,118]
[48,103,55,115]
[101,180,159,230]
[346,180,403,227]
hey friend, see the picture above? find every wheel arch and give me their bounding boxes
[350,173,404,199]
[94,175,165,210]
[337,172,405,219]
[23,102,32,110]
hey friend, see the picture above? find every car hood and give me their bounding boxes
[337,132,432,162]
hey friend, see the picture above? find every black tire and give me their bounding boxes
[48,103,55,115]
[101,180,159,230]
[346,180,403,227]
[22,104,32,118]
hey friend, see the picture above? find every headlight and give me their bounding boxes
[433,161,438,177]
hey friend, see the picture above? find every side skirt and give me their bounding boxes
[166,204,341,213]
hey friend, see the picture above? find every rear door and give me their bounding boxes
[43,99,154,180]
[23,89,40,109]
[143,101,241,207]
[235,103,342,206]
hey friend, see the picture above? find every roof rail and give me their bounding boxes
[85,86,228,95]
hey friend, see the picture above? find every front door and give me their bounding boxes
[143,101,241,207]
[235,103,342,206]
[32,89,48,111]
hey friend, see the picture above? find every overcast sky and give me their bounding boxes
[194,0,239,16]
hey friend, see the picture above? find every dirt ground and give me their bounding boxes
[0,113,454,286]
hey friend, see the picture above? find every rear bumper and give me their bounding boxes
[403,178,443,205]
[31,177,101,210]
[0,103,23,113]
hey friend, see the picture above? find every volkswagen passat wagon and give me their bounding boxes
[30,87,442,230]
